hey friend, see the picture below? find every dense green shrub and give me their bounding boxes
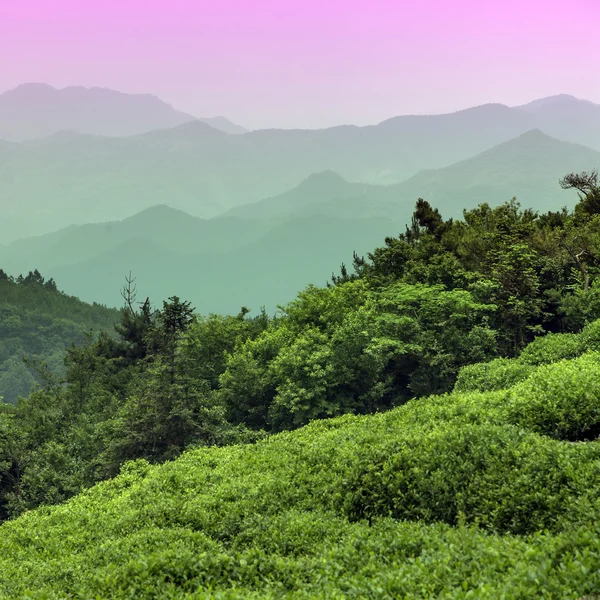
[519,332,584,365]
[2,405,600,598]
[454,357,534,392]
[506,353,600,440]
[218,281,498,432]
[580,319,600,351]
[340,423,598,535]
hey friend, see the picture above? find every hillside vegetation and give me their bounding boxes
[2,322,600,597]
[0,269,118,403]
[2,171,600,596]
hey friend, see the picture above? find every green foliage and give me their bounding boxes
[506,353,600,441]
[0,273,118,403]
[218,281,497,431]
[341,423,597,534]
[518,332,584,365]
[0,290,273,517]
[454,358,534,392]
[2,366,600,597]
[339,191,600,354]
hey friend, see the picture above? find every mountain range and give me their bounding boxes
[0,209,401,315]
[1,84,599,313]
[224,130,600,221]
[1,128,596,314]
[1,91,600,243]
[0,83,247,141]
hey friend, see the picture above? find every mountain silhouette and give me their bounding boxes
[0,83,247,141]
[1,95,599,243]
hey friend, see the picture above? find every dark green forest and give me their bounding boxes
[2,171,600,597]
[0,269,119,404]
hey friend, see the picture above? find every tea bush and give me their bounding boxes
[340,423,600,534]
[2,348,600,597]
[519,332,585,365]
[506,353,600,440]
[454,357,534,392]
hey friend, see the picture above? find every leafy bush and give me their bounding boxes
[2,406,600,598]
[218,281,498,432]
[340,423,597,535]
[506,353,600,440]
[454,357,534,392]
[519,332,584,365]
[580,318,600,351]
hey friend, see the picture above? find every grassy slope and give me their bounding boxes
[2,325,600,597]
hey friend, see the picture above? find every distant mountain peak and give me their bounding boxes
[0,82,246,140]
[198,116,248,134]
[377,101,521,127]
[7,82,54,92]
[303,170,346,183]
[472,129,566,157]
[517,94,598,110]
[122,204,194,221]
[296,170,348,192]
[171,120,227,134]
[516,128,553,140]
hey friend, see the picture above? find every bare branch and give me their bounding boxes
[120,271,138,314]
[559,170,598,195]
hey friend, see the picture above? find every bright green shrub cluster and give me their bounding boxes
[455,351,600,442]
[340,423,599,534]
[506,353,600,440]
[454,317,600,395]
[2,359,600,597]
[518,332,584,365]
[453,357,534,392]
[580,319,600,350]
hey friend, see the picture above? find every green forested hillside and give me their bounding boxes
[0,269,119,403]
[2,322,600,597]
[2,171,600,597]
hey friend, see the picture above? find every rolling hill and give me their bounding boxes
[2,334,600,597]
[517,94,600,151]
[0,205,279,275]
[43,214,405,315]
[389,128,600,218]
[221,170,393,219]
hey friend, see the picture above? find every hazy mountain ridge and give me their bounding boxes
[514,94,600,150]
[0,83,247,141]
[0,205,278,271]
[387,129,600,218]
[2,127,598,314]
[1,92,599,244]
[42,214,400,314]
[221,170,391,219]
[221,130,600,222]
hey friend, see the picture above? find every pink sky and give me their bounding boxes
[1,0,599,129]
